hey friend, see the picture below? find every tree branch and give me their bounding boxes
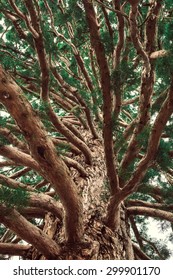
[127,206,173,223]
[0,65,83,243]
[0,243,31,256]
[83,0,119,194]
[0,206,60,259]
[132,243,151,260]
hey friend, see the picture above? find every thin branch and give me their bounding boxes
[132,243,151,260]
[112,0,125,68]
[129,1,151,77]
[141,236,164,260]
[129,216,144,248]
[95,0,129,21]
[127,199,173,211]
[63,156,87,177]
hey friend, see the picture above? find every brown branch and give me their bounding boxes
[100,0,114,49]
[24,0,49,101]
[132,243,151,260]
[145,0,163,53]
[44,0,94,93]
[63,156,87,177]
[0,206,60,259]
[0,145,40,172]
[127,199,173,211]
[47,104,92,165]
[122,96,139,106]
[121,80,173,198]
[119,0,162,178]
[34,179,47,190]
[141,236,164,260]
[0,65,83,243]
[150,50,169,59]
[0,127,28,152]
[3,11,28,40]
[83,0,119,194]
[0,175,63,220]
[19,207,47,218]
[29,192,63,221]
[0,174,34,192]
[10,167,31,179]
[127,206,173,223]
[106,79,173,229]
[95,0,129,21]
[8,0,26,20]
[50,64,98,138]
[62,120,84,142]
[128,1,151,77]
[0,160,19,167]
[129,216,144,248]
[112,0,125,68]
[52,138,81,155]
[0,243,31,256]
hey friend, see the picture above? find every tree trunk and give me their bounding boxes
[25,208,134,260]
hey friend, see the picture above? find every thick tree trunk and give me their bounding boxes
[25,208,134,260]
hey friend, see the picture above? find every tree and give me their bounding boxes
[0,0,173,260]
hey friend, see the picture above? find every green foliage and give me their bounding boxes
[19,170,43,185]
[0,115,7,127]
[156,139,173,170]
[0,225,6,237]
[142,167,158,183]
[56,142,70,155]
[143,238,171,260]
[136,125,151,150]
[100,30,114,55]
[0,0,173,260]
[0,186,29,208]
[156,55,173,84]
[0,135,10,145]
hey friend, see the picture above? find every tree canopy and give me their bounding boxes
[0,0,173,260]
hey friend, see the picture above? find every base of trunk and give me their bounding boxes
[24,208,134,260]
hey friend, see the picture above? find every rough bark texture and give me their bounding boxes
[25,207,134,260]
[0,0,172,260]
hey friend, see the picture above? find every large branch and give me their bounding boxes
[121,79,173,198]
[83,0,119,194]
[0,206,60,259]
[24,0,50,100]
[0,127,28,151]
[106,80,173,229]
[120,0,162,178]
[127,199,173,211]
[0,65,83,243]
[0,243,31,257]
[127,206,173,224]
[0,145,40,172]
[0,174,63,220]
